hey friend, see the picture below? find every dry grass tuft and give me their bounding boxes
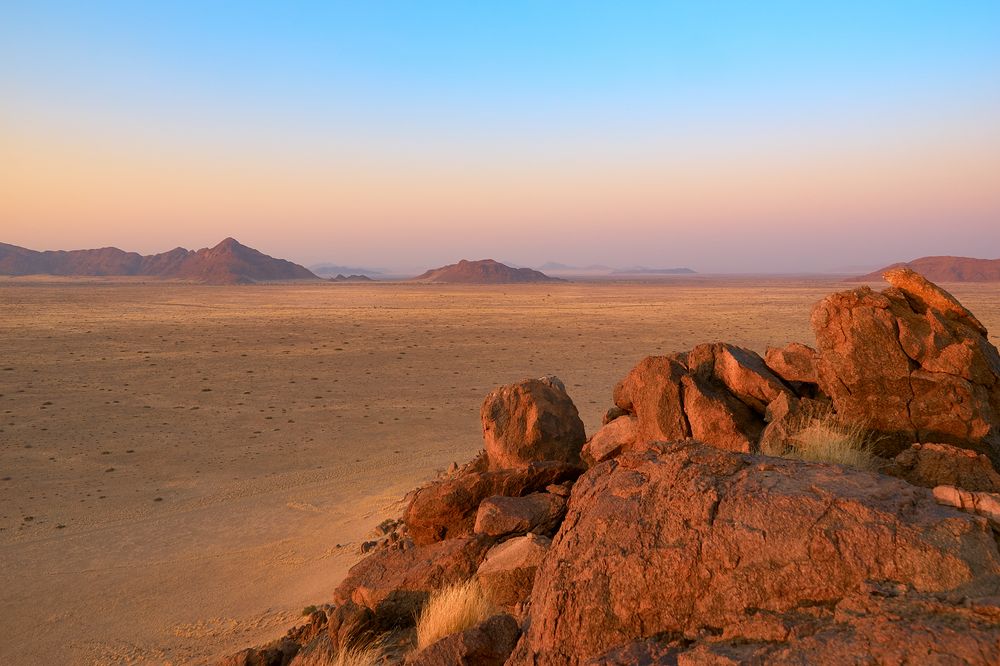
[763,405,878,471]
[415,579,494,649]
[334,636,386,666]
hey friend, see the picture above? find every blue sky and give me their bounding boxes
[2,2,999,271]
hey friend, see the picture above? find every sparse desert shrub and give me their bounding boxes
[415,579,494,649]
[763,405,877,471]
[301,604,318,616]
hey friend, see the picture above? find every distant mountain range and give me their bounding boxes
[0,238,319,285]
[411,259,564,283]
[536,262,695,275]
[537,262,615,272]
[610,266,697,275]
[329,274,375,282]
[309,263,383,278]
[852,256,1000,282]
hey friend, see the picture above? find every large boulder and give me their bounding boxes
[481,375,586,469]
[887,442,1000,492]
[476,534,551,612]
[406,613,519,666]
[507,440,1000,665]
[612,355,690,444]
[403,460,582,545]
[812,268,1000,462]
[333,536,493,625]
[474,492,566,538]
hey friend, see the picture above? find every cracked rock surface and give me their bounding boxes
[812,267,1000,463]
[506,440,1000,665]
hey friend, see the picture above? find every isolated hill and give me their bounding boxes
[0,238,319,285]
[852,256,1000,282]
[411,259,564,283]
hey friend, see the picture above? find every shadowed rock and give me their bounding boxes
[403,460,582,545]
[475,534,551,613]
[333,536,494,626]
[405,613,519,665]
[887,442,1000,492]
[474,492,566,538]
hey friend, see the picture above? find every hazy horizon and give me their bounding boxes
[1,234,986,276]
[3,2,999,273]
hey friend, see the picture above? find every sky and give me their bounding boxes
[2,1,999,273]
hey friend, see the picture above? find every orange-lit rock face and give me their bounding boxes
[481,376,586,470]
[509,441,1000,665]
[812,270,1000,462]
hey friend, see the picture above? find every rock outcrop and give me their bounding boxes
[591,269,1000,467]
[581,415,637,464]
[599,343,792,457]
[508,440,1000,665]
[813,267,1000,462]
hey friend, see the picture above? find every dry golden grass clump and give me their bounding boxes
[415,580,495,649]
[330,619,387,666]
[333,643,385,666]
[763,405,878,471]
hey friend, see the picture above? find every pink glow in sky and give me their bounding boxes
[3,3,999,272]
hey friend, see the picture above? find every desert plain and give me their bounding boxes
[1,278,998,665]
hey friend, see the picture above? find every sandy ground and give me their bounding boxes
[1,278,998,665]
